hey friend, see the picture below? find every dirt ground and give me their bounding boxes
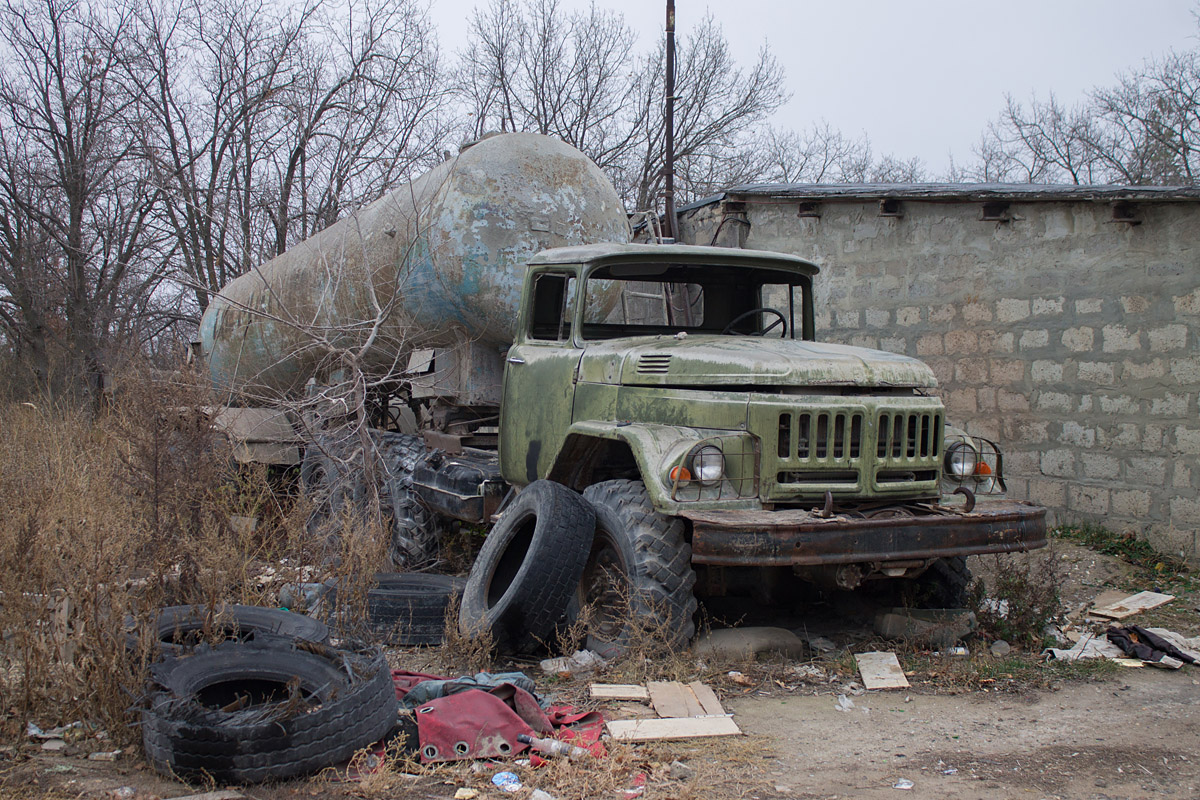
[4,540,1198,800]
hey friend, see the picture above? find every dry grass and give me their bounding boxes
[0,366,394,749]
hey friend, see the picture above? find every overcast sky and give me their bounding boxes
[427,0,1199,176]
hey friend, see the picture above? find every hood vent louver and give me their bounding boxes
[636,354,672,374]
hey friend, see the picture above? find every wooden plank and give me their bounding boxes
[589,684,650,701]
[855,651,910,690]
[687,681,725,716]
[605,716,742,742]
[647,681,693,718]
[1091,591,1175,620]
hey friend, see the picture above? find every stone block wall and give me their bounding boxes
[679,195,1200,557]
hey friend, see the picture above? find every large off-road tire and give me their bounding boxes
[578,480,697,655]
[377,433,441,569]
[328,573,465,646]
[890,555,973,609]
[459,480,595,654]
[142,641,395,783]
[131,605,329,656]
[300,437,366,549]
[920,556,973,608]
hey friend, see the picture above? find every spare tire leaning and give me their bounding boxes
[459,480,595,654]
[328,573,465,646]
[130,604,330,656]
[142,640,395,784]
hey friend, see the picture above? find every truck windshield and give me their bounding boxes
[580,262,812,341]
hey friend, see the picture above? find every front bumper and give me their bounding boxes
[682,500,1047,567]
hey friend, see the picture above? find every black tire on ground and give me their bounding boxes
[328,573,465,646]
[377,433,441,569]
[917,556,973,609]
[459,480,596,654]
[142,641,395,784]
[133,605,330,655]
[577,479,697,655]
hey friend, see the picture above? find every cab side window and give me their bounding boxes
[530,273,576,341]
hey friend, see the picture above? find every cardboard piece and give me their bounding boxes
[605,716,741,742]
[1091,591,1175,620]
[855,651,910,690]
[589,684,650,701]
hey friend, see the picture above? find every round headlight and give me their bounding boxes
[945,442,977,480]
[690,445,725,486]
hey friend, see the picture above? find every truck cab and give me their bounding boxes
[495,243,1045,648]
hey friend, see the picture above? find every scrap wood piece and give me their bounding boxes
[1091,591,1175,620]
[647,681,704,718]
[687,681,725,716]
[589,683,650,701]
[605,715,741,742]
[855,651,910,690]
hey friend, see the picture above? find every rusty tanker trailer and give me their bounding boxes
[199,133,630,401]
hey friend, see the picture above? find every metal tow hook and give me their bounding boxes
[815,490,835,519]
[953,486,976,513]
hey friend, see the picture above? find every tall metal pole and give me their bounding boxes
[664,0,678,241]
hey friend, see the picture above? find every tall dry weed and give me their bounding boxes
[0,364,379,746]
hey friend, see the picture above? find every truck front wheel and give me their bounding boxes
[579,480,697,654]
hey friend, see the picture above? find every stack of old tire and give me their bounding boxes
[137,605,396,784]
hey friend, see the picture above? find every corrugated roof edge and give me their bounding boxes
[677,183,1200,212]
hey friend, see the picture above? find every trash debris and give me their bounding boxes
[806,635,838,653]
[41,739,66,752]
[989,640,1012,657]
[27,721,83,740]
[942,767,958,775]
[670,760,696,780]
[835,694,855,712]
[855,651,910,690]
[517,733,590,760]
[88,749,122,761]
[491,771,522,793]
[622,773,647,798]
[1090,590,1174,620]
[726,670,754,687]
[454,788,479,800]
[693,626,806,659]
[1107,625,1197,668]
[874,608,976,648]
[540,649,605,678]
[107,788,135,800]
[789,664,828,682]
[932,646,969,658]
[893,778,915,789]
[530,790,558,800]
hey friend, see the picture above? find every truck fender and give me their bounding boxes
[546,420,720,509]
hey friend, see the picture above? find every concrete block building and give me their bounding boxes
[678,184,1200,558]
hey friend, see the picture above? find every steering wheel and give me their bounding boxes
[721,307,787,337]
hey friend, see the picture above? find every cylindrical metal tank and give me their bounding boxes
[199,133,629,397]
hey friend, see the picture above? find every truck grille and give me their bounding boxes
[772,407,942,495]
[877,411,941,461]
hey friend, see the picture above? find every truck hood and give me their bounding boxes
[578,336,938,389]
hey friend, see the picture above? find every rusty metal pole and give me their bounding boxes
[664,0,678,242]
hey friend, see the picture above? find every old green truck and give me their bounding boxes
[200,133,1046,652]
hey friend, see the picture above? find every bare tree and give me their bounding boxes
[1092,49,1200,184]
[0,0,170,402]
[129,0,448,313]
[456,3,786,209]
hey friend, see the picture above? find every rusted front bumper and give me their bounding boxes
[683,500,1047,567]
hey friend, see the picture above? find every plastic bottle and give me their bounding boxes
[516,733,590,760]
